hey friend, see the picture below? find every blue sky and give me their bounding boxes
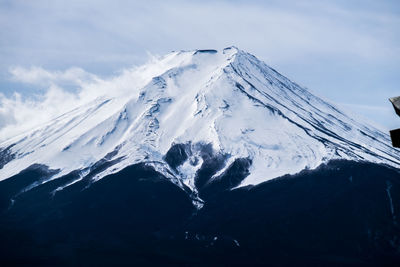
[0,0,399,131]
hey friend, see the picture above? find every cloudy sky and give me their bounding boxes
[0,0,399,134]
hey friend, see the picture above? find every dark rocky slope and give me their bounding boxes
[0,160,399,266]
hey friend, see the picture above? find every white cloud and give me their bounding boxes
[0,66,105,140]
[1,0,399,68]
[0,85,78,140]
[1,66,110,141]
[0,52,184,141]
[8,66,100,89]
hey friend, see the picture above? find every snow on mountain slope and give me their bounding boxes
[0,47,399,192]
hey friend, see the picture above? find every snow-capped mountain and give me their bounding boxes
[2,47,400,266]
[0,46,399,193]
